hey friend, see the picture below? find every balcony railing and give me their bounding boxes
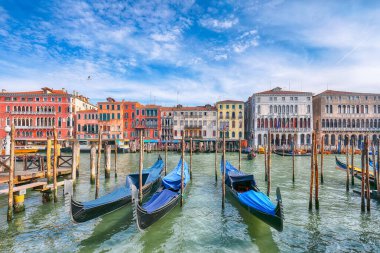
[321,127,380,132]
[256,127,312,133]
[184,126,202,130]
[15,126,55,129]
[10,111,56,115]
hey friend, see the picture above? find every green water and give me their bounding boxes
[0,153,379,252]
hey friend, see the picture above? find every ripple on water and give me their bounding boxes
[0,153,379,253]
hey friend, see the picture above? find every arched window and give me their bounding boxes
[270,105,273,114]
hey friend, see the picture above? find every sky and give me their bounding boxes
[0,0,380,106]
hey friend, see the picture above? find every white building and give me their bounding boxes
[246,87,313,148]
[171,104,217,140]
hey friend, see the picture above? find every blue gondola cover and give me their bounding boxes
[142,189,178,213]
[162,159,190,190]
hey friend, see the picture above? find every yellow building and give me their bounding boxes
[216,100,244,140]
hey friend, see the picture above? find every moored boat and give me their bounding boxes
[15,146,39,154]
[335,156,375,186]
[136,158,190,230]
[273,150,311,157]
[221,159,284,231]
[71,156,164,223]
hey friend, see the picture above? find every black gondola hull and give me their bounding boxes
[136,191,180,230]
[71,177,162,223]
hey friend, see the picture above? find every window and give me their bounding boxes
[58,98,62,102]
[100,105,103,109]
[239,105,242,109]
[219,105,223,109]
[111,105,114,110]
[6,106,10,112]
[203,130,206,137]
[125,113,128,119]
[36,97,40,101]
[226,105,229,109]
[282,97,285,101]
[117,113,120,119]
[232,105,235,109]
[117,105,120,110]
[43,97,47,102]
[52,98,55,102]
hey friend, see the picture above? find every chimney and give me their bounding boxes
[1,89,6,93]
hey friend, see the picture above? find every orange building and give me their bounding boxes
[98,97,123,140]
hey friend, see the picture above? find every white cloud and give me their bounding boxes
[199,17,239,31]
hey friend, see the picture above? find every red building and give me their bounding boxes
[0,87,95,143]
[75,109,99,139]
[122,101,138,140]
[135,104,161,141]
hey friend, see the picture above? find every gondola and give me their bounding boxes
[220,159,284,232]
[136,158,190,230]
[335,156,375,186]
[273,150,311,157]
[71,156,164,223]
[247,151,256,160]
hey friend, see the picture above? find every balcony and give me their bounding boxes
[15,126,54,129]
[10,111,56,115]
[184,126,202,130]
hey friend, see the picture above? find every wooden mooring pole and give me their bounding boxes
[264,138,268,182]
[346,135,350,192]
[351,139,355,185]
[267,131,271,196]
[215,135,218,182]
[7,124,15,221]
[360,139,365,212]
[372,143,377,193]
[90,144,96,184]
[71,141,77,183]
[377,140,380,197]
[320,135,324,184]
[164,142,167,176]
[95,127,102,199]
[314,132,319,210]
[190,138,193,180]
[114,143,118,178]
[238,138,241,171]
[46,137,52,183]
[105,144,111,178]
[309,131,315,210]
[139,132,144,205]
[75,141,80,176]
[365,136,370,212]
[53,127,58,202]
[222,130,226,208]
[180,135,185,207]
[292,135,295,183]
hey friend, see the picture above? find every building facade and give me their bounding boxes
[0,87,95,141]
[313,90,380,148]
[134,104,161,141]
[75,109,99,139]
[246,87,313,148]
[216,100,244,139]
[171,104,217,140]
[161,107,174,141]
[98,98,124,140]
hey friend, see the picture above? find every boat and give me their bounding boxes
[273,150,311,157]
[15,146,39,154]
[71,156,164,223]
[353,189,380,201]
[136,158,190,230]
[247,151,256,160]
[220,158,284,232]
[258,147,265,154]
[369,158,379,172]
[335,157,375,186]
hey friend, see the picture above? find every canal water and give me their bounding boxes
[0,152,379,252]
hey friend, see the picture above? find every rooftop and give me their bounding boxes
[255,87,312,95]
[216,100,244,104]
[316,89,380,96]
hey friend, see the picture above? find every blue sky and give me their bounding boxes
[0,0,380,105]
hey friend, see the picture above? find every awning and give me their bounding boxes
[144,139,159,143]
